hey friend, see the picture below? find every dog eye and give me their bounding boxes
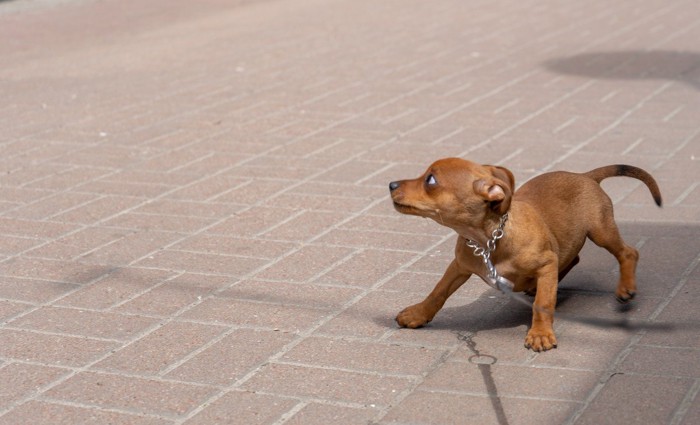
[425,174,437,186]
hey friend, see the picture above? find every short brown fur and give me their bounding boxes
[389,158,662,351]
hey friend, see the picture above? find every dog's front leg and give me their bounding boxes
[525,256,559,351]
[396,259,470,328]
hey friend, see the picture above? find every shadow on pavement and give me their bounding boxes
[544,50,700,90]
[386,221,699,425]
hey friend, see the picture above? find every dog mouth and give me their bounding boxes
[392,201,427,216]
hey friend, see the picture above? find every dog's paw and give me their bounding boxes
[524,328,557,352]
[615,288,636,303]
[396,303,432,328]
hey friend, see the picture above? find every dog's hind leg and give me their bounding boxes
[587,214,638,303]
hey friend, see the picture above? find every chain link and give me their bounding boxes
[465,213,509,282]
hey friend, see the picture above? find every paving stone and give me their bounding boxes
[50,195,146,225]
[185,391,297,425]
[135,248,269,276]
[219,280,362,311]
[24,226,133,261]
[253,245,355,283]
[316,290,429,339]
[0,235,42,257]
[576,374,694,425]
[0,363,68,409]
[165,328,295,386]
[55,267,176,310]
[0,329,118,367]
[0,277,77,304]
[638,295,700,349]
[102,212,216,234]
[284,403,379,425]
[2,192,98,221]
[95,321,227,375]
[133,199,244,219]
[205,206,300,237]
[181,297,327,332]
[115,273,233,317]
[317,249,418,287]
[420,361,600,401]
[681,394,700,425]
[0,401,171,425]
[0,258,118,285]
[0,300,30,323]
[383,390,579,425]
[242,363,414,406]
[78,230,185,266]
[172,234,295,259]
[281,336,447,375]
[619,345,700,378]
[9,306,158,341]
[205,179,289,205]
[44,371,217,417]
[0,217,76,240]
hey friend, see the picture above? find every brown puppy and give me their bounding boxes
[389,158,662,351]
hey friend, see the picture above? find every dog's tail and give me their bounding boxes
[585,164,662,207]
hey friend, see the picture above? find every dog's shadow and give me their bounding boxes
[385,277,678,336]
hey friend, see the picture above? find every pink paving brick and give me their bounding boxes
[95,321,227,376]
[242,363,414,406]
[185,391,298,425]
[135,249,269,276]
[0,300,29,323]
[317,249,418,287]
[0,363,68,409]
[284,403,379,425]
[232,277,361,307]
[253,244,355,282]
[55,267,175,310]
[1,0,699,423]
[0,277,77,304]
[0,329,118,367]
[44,371,217,417]
[9,306,158,341]
[281,336,446,375]
[181,297,328,332]
[165,328,295,386]
[0,401,171,425]
[113,272,232,315]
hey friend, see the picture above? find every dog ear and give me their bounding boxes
[473,166,515,214]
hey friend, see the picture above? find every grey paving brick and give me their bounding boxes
[576,374,694,425]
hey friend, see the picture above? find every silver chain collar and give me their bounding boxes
[465,213,514,293]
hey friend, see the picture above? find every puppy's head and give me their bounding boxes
[389,158,514,230]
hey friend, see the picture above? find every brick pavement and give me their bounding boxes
[0,0,699,423]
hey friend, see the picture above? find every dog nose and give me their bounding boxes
[389,181,400,192]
